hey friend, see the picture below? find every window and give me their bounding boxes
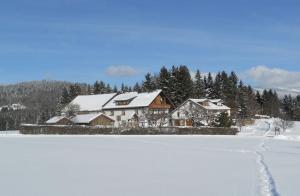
[116,101,129,105]
[117,116,121,121]
[135,109,139,115]
[177,111,180,118]
[122,110,126,115]
[110,111,114,116]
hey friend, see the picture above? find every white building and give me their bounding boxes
[102,90,174,128]
[170,98,230,127]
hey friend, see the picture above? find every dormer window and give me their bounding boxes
[115,100,130,105]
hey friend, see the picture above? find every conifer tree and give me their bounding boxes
[205,72,214,98]
[113,85,118,93]
[158,66,171,97]
[93,81,101,94]
[133,82,142,92]
[193,69,205,98]
[142,73,157,92]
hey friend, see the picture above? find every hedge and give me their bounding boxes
[20,124,238,135]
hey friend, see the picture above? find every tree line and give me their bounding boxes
[1,66,299,130]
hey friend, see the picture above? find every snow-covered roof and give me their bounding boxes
[46,116,69,124]
[71,113,114,124]
[68,93,117,112]
[210,99,222,103]
[103,90,162,109]
[114,92,138,101]
[190,98,208,103]
[190,99,230,110]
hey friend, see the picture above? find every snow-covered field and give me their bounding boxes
[0,121,300,196]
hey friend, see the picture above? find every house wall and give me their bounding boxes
[56,118,72,125]
[103,107,170,128]
[103,108,145,127]
[149,95,172,109]
[89,115,114,127]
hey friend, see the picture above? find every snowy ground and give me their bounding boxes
[0,121,300,196]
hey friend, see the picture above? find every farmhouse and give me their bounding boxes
[102,90,174,127]
[171,98,230,127]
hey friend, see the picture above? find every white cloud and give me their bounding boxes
[105,65,139,77]
[245,65,300,94]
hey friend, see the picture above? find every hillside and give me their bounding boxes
[0,80,74,130]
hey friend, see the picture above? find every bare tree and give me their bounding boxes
[63,103,80,117]
[177,104,214,127]
[273,118,294,133]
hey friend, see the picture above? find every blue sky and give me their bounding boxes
[0,0,300,90]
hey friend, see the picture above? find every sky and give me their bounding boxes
[0,0,300,92]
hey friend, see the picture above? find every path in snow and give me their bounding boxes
[255,139,280,196]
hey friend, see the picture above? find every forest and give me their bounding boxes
[0,65,299,130]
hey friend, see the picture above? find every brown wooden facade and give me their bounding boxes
[87,114,114,126]
[149,93,174,110]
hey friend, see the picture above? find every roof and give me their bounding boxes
[190,99,230,110]
[171,98,230,114]
[103,90,162,109]
[46,116,69,124]
[114,92,138,101]
[68,93,117,112]
[71,113,114,124]
[190,98,208,103]
[210,99,223,103]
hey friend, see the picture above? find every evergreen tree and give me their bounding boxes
[237,81,248,119]
[193,69,205,98]
[158,66,171,97]
[93,81,101,94]
[205,72,214,98]
[69,83,81,101]
[212,72,223,99]
[172,65,193,106]
[142,73,157,92]
[113,85,118,93]
[106,84,112,93]
[133,82,141,92]
[213,112,233,127]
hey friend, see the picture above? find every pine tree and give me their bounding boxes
[60,87,70,105]
[133,82,141,92]
[93,81,101,94]
[212,72,223,99]
[256,91,263,114]
[213,112,233,127]
[158,66,171,97]
[113,85,118,93]
[173,65,193,105]
[193,70,205,98]
[206,72,214,98]
[69,83,81,101]
[106,84,112,93]
[142,73,157,92]
[237,81,248,119]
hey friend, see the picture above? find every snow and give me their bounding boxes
[113,92,138,101]
[1,119,300,195]
[274,121,300,141]
[68,93,117,112]
[103,90,162,109]
[70,113,114,123]
[46,115,68,124]
[190,98,230,110]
